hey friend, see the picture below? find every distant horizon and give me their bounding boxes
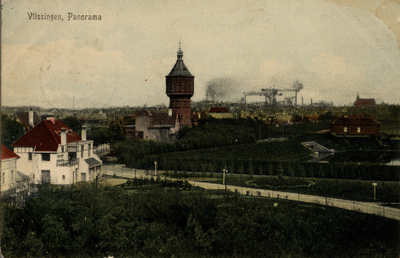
[2,98,397,112]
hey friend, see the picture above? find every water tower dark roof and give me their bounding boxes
[166,45,193,77]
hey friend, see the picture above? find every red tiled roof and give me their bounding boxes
[354,99,376,107]
[14,111,41,127]
[137,110,177,128]
[1,144,20,160]
[332,116,379,125]
[209,107,229,113]
[12,119,81,152]
[149,112,176,127]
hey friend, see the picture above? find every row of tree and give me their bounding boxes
[133,156,400,182]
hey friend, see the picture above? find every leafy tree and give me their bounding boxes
[1,113,25,148]
[61,116,82,134]
[248,161,254,177]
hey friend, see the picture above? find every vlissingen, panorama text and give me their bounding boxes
[27,12,102,21]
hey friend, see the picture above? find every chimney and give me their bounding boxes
[46,117,56,124]
[81,126,87,141]
[29,108,34,128]
[168,109,172,117]
[61,128,67,146]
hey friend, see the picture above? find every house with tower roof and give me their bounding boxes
[11,117,102,185]
[136,44,194,142]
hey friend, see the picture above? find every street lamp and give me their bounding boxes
[372,182,377,201]
[223,166,228,190]
[154,161,158,177]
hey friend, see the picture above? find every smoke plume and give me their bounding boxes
[293,80,304,92]
[206,77,242,101]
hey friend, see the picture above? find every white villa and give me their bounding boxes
[12,117,102,185]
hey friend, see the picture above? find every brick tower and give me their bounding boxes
[166,43,194,127]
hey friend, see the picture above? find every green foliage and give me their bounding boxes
[1,113,25,148]
[177,117,270,149]
[87,119,127,147]
[2,182,399,258]
[61,116,82,135]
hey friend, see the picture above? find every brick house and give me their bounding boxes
[330,116,380,137]
[14,108,41,131]
[11,117,102,185]
[354,93,376,107]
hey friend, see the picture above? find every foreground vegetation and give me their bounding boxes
[2,180,399,258]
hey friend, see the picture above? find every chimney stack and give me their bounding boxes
[61,128,67,146]
[81,126,87,141]
[47,117,56,124]
[29,108,34,128]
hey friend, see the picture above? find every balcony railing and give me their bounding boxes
[57,158,79,167]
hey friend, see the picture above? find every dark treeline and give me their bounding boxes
[2,181,399,258]
[115,118,399,181]
[117,117,277,165]
[130,155,400,182]
[117,118,329,164]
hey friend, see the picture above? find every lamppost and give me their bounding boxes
[372,182,377,201]
[223,166,228,190]
[154,161,158,177]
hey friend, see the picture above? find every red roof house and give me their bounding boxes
[354,94,376,107]
[330,116,380,137]
[11,118,101,185]
[209,107,229,113]
[1,144,20,160]
[14,110,41,130]
[1,144,20,195]
[12,118,81,151]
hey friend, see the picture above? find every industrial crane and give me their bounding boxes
[243,87,300,106]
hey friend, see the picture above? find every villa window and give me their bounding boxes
[357,127,361,133]
[344,127,347,133]
[41,170,50,183]
[28,153,32,161]
[42,153,50,161]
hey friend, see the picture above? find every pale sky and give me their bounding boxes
[2,0,400,108]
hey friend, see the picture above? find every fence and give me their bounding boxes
[94,144,111,156]
[101,164,151,179]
